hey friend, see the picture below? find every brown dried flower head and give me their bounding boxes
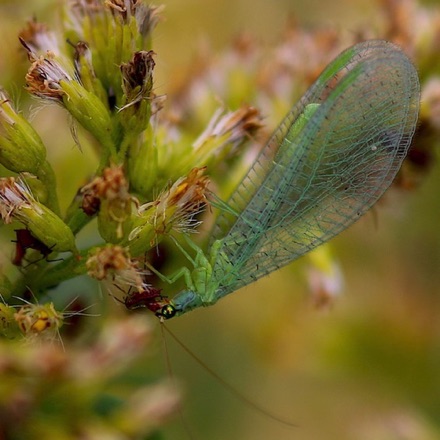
[0,177,41,224]
[19,18,60,55]
[21,40,72,101]
[82,165,131,202]
[120,50,155,110]
[193,105,263,159]
[86,244,148,293]
[145,166,209,235]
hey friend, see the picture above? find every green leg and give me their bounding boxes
[144,261,196,292]
[169,235,199,266]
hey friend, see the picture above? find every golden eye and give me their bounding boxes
[157,304,176,320]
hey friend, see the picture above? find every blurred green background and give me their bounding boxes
[1,1,440,439]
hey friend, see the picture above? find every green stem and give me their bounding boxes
[35,160,61,216]
[64,191,95,235]
[31,249,90,292]
[0,273,12,299]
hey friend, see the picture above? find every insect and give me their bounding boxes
[151,40,420,320]
[123,286,169,313]
[12,228,54,266]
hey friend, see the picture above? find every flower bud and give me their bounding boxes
[0,89,46,175]
[126,123,157,195]
[119,51,155,131]
[128,168,209,256]
[191,105,263,166]
[60,79,116,156]
[0,177,78,254]
[14,302,63,342]
[0,303,20,339]
[72,41,109,105]
[21,40,116,158]
[81,166,134,243]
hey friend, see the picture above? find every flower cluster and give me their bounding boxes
[0,1,225,314]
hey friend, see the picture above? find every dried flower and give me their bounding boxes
[22,42,72,101]
[105,0,163,38]
[421,77,440,129]
[128,167,209,256]
[113,382,181,436]
[80,184,101,216]
[155,106,263,191]
[21,39,115,157]
[118,50,157,153]
[306,247,343,310]
[0,177,77,254]
[192,105,263,161]
[81,165,135,242]
[380,0,416,53]
[19,18,61,56]
[105,0,138,18]
[86,244,145,290]
[134,3,164,38]
[120,51,155,108]
[14,302,64,342]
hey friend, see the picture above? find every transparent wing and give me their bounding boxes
[210,40,420,297]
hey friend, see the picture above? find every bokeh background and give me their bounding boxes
[0,1,440,439]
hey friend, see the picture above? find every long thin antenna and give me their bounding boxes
[160,324,196,440]
[162,323,298,428]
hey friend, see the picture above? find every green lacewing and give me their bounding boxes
[147,39,420,319]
